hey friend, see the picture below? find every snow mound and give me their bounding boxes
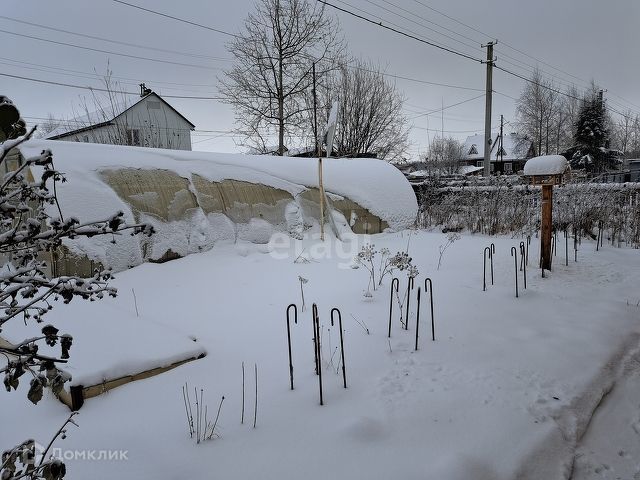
[523,155,569,176]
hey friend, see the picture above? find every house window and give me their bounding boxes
[476,161,483,168]
[469,145,478,155]
[504,162,512,173]
[83,135,89,143]
[126,129,141,146]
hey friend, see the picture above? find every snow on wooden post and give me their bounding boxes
[523,155,570,272]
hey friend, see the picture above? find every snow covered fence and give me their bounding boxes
[415,178,640,246]
[16,140,418,273]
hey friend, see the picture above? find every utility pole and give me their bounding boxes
[482,41,496,177]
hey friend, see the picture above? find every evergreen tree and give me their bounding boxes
[571,91,612,173]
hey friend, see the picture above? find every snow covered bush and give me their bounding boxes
[0,98,152,480]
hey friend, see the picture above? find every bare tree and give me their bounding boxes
[556,84,580,153]
[516,68,562,155]
[313,60,409,160]
[611,109,640,157]
[219,0,343,155]
[423,136,464,175]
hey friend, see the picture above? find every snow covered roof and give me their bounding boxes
[523,155,569,176]
[462,133,533,162]
[408,169,430,178]
[462,134,485,160]
[496,133,533,161]
[45,92,195,139]
[458,165,483,175]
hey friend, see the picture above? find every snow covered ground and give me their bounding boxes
[3,230,640,479]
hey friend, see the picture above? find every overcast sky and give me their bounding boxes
[3,0,639,158]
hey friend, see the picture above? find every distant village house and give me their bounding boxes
[460,132,536,174]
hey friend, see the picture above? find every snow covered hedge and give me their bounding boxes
[416,177,640,247]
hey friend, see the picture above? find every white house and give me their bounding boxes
[460,132,536,174]
[46,85,195,151]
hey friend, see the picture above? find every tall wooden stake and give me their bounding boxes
[312,63,325,241]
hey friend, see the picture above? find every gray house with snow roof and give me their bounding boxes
[46,86,195,151]
[460,132,536,174]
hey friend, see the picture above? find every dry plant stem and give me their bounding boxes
[182,384,194,437]
[211,396,225,438]
[132,288,139,317]
[299,280,306,312]
[185,385,194,438]
[241,362,245,424]
[350,314,369,335]
[253,363,258,428]
[199,389,204,442]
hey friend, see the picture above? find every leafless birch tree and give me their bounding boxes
[219,0,343,155]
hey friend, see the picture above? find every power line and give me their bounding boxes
[373,0,591,94]
[379,0,483,46]
[102,0,485,93]
[111,0,238,38]
[316,0,483,63]
[409,0,640,112]
[0,56,220,89]
[0,29,221,71]
[0,59,222,95]
[0,15,231,63]
[494,65,640,120]
[495,64,582,101]
[410,0,590,88]
[409,93,485,119]
[411,125,486,134]
[0,72,225,100]
[494,90,519,102]
[361,0,483,57]
[21,116,240,135]
[364,0,598,105]
[356,66,483,91]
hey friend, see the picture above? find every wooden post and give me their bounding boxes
[318,158,325,241]
[312,63,325,241]
[540,184,553,270]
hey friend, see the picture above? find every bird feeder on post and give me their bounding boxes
[523,155,570,271]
